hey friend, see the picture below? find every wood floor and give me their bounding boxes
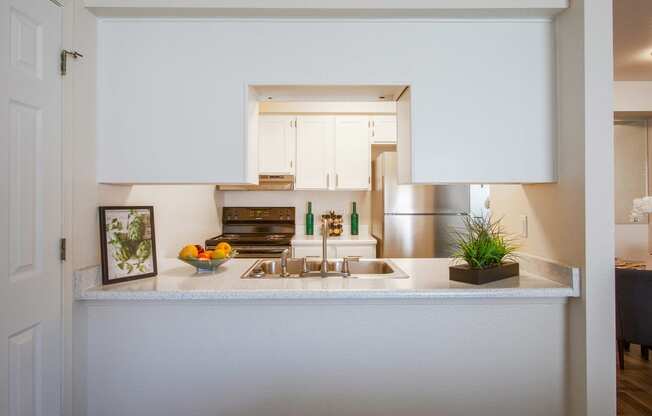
[618,344,652,415]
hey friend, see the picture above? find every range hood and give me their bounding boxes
[216,175,294,191]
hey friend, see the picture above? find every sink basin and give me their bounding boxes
[241,258,408,279]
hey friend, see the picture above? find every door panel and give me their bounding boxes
[384,215,437,258]
[295,116,334,190]
[1,0,62,415]
[258,115,295,175]
[334,116,370,190]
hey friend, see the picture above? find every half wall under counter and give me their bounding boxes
[74,253,579,416]
[74,254,579,301]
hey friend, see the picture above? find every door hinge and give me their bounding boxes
[60,238,66,261]
[60,50,83,76]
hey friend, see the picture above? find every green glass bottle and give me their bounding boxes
[306,202,314,235]
[351,202,359,236]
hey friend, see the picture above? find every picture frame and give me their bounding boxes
[99,206,158,285]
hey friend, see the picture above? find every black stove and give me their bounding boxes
[206,207,295,258]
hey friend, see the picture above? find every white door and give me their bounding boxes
[295,116,334,190]
[258,115,295,175]
[370,115,397,144]
[0,0,62,415]
[334,116,371,190]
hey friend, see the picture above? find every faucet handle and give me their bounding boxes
[302,256,320,274]
[342,256,361,277]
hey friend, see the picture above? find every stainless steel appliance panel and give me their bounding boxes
[378,152,470,214]
[380,152,437,214]
[382,214,466,258]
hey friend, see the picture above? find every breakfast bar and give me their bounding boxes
[75,254,578,301]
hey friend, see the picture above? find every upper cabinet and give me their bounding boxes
[258,115,295,175]
[334,116,371,190]
[290,115,371,191]
[295,116,334,190]
[370,115,397,144]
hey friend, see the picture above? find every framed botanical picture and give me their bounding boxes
[99,206,158,285]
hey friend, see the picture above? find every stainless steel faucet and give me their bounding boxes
[321,218,329,277]
[280,248,290,277]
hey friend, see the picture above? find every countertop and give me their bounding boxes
[75,254,580,301]
[291,233,377,245]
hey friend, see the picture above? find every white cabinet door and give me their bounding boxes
[370,115,397,144]
[258,116,295,175]
[295,116,335,190]
[334,116,371,190]
[335,245,376,259]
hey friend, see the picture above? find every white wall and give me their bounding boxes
[81,299,568,416]
[614,81,652,111]
[615,223,650,259]
[100,185,222,258]
[97,18,556,184]
[491,1,615,415]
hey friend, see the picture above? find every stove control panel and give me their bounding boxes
[223,207,295,223]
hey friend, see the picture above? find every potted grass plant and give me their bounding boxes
[449,215,519,285]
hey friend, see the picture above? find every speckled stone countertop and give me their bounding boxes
[75,254,580,301]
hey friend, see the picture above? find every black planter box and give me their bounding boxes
[449,262,519,285]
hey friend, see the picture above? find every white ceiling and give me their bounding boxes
[614,0,652,80]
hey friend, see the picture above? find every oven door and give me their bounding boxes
[231,245,291,258]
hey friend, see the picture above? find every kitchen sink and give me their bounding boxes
[241,258,409,279]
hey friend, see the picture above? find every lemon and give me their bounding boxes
[216,242,232,255]
[211,248,227,260]
[179,244,199,259]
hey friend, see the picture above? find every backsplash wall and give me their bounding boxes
[221,190,371,229]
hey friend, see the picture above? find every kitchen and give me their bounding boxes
[0,2,615,416]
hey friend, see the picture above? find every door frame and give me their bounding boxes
[60,1,75,415]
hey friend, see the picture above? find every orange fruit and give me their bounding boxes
[197,252,211,260]
[179,244,199,259]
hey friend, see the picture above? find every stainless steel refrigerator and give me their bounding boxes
[372,152,470,258]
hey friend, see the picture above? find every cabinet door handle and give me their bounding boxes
[290,160,293,168]
[326,173,330,188]
[336,174,339,187]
